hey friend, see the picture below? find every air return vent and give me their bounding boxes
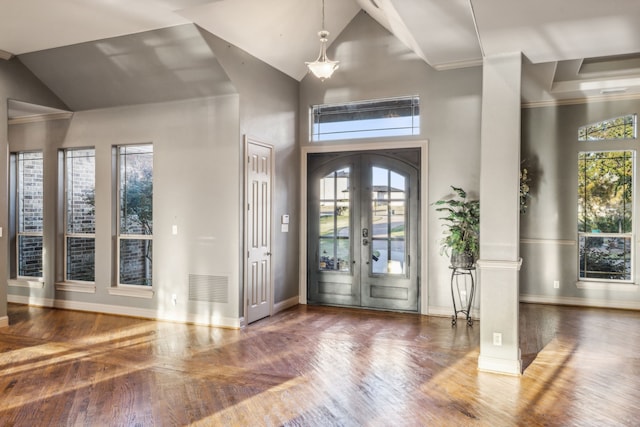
[188,274,229,303]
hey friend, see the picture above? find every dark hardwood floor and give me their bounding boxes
[0,302,638,426]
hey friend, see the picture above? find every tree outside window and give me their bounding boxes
[578,150,633,280]
[118,145,153,286]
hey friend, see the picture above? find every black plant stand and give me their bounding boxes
[450,267,475,326]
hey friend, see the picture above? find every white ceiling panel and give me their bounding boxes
[177,0,360,80]
[472,0,640,64]
[0,0,190,55]
[2,0,640,104]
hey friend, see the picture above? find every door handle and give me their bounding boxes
[265,252,272,256]
[362,238,368,246]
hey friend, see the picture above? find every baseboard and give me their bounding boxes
[7,294,241,329]
[273,296,299,314]
[478,355,522,376]
[0,316,8,328]
[520,294,640,311]
[428,305,480,319]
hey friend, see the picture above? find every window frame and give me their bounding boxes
[62,147,96,284]
[115,144,154,291]
[577,142,637,284]
[13,151,45,280]
[310,95,420,143]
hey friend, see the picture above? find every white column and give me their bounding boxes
[477,52,522,375]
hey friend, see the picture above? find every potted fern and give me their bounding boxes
[434,186,480,268]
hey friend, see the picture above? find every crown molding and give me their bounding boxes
[522,91,640,108]
[0,49,13,60]
[8,112,74,125]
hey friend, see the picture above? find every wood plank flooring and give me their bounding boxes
[0,303,639,426]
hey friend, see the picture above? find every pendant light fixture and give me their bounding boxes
[305,0,339,80]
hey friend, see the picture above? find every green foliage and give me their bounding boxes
[434,186,479,259]
[578,115,636,141]
[578,151,632,233]
[121,167,153,235]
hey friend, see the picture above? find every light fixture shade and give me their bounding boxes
[306,52,339,80]
[305,29,339,80]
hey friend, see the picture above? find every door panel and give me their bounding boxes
[246,140,273,323]
[308,164,361,307]
[308,150,419,312]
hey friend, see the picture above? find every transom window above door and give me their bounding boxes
[310,96,420,142]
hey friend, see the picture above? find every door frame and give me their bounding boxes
[299,140,429,314]
[244,135,275,324]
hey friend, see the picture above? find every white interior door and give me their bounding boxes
[246,138,273,324]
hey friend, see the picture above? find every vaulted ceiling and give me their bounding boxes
[2,0,640,107]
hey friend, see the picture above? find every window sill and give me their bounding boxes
[108,286,154,299]
[576,281,638,292]
[55,282,96,293]
[9,278,44,289]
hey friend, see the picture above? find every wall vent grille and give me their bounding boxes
[188,274,228,303]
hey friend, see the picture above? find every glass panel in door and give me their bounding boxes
[370,167,407,275]
[319,168,350,272]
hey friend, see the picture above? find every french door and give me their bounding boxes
[307,151,419,312]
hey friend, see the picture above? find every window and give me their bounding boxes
[311,96,420,142]
[578,151,633,281]
[13,152,44,279]
[64,148,96,282]
[578,114,636,141]
[117,145,153,286]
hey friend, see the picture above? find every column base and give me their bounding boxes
[478,354,522,376]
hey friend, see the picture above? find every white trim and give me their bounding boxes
[0,316,8,327]
[551,76,640,96]
[478,355,522,376]
[522,92,640,109]
[9,112,74,125]
[0,49,13,60]
[7,295,241,329]
[576,281,638,292]
[107,286,154,299]
[427,305,479,319]
[520,238,576,246]
[476,258,523,270]
[299,140,429,313]
[274,296,299,314]
[55,282,96,293]
[8,279,45,289]
[521,293,640,310]
[432,58,484,71]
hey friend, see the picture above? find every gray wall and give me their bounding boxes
[521,98,640,309]
[299,11,483,313]
[6,29,299,325]
[199,28,301,306]
[9,96,246,325]
[0,58,68,323]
